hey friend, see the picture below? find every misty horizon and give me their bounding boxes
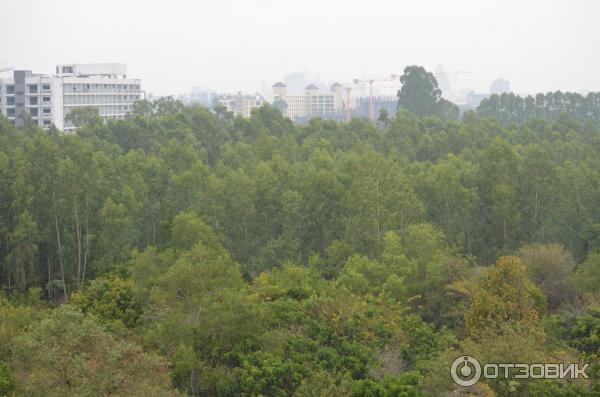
[1,0,599,96]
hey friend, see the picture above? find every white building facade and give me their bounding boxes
[272,82,344,121]
[218,92,264,118]
[0,63,143,132]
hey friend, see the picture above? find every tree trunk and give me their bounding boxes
[53,192,68,301]
[74,198,82,290]
[81,195,89,289]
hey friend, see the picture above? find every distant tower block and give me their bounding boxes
[304,84,319,94]
[330,82,344,112]
[435,64,451,94]
[490,78,510,94]
[272,82,287,98]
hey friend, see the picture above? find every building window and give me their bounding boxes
[28,85,38,94]
[43,120,51,126]
[62,66,73,74]
[42,84,51,90]
[29,97,38,106]
[29,108,38,117]
[7,108,15,117]
[43,108,51,114]
[7,97,14,106]
[6,85,14,94]
[43,96,51,102]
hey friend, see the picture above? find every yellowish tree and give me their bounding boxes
[465,256,544,338]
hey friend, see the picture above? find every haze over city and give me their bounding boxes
[1,0,599,96]
[5,2,600,396]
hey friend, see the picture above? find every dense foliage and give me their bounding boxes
[1,99,600,396]
[397,65,459,119]
[477,91,600,126]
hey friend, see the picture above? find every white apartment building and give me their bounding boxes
[218,92,264,118]
[272,82,344,121]
[0,63,143,132]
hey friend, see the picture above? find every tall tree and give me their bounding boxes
[397,66,459,119]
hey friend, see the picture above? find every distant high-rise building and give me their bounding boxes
[0,63,143,132]
[353,96,398,120]
[189,87,218,107]
[272,82,343,121]
[218,92,264,118]
[435,65,451,95]
[284,72,308,95]
[272,82,287,98]
[283,71,325,95]
[465,91,489,107]
[490,78,510,94]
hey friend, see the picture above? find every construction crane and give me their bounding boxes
[445,70,471,86]
[351,74,400,121]
[346,71,471,122]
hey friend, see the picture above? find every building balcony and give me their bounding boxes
[63,91,143,95]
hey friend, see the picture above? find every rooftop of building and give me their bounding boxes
[56,63,127,78]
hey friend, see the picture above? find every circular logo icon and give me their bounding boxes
[451,355,481,387]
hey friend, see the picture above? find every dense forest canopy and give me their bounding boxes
[476,91,600,126]
[1,79,600,396]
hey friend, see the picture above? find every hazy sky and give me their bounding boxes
[1,0,599,96]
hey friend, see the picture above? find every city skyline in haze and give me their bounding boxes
[1,0,599,96]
